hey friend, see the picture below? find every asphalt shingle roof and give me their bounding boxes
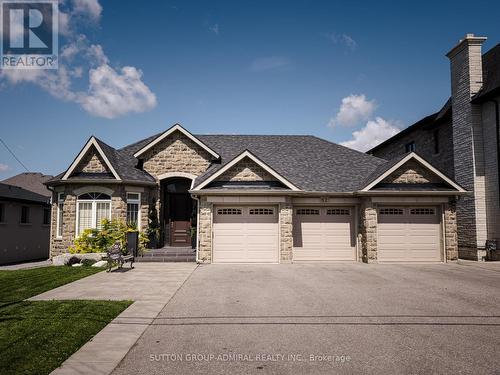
[2,173,53,197]
[0,182,50,204]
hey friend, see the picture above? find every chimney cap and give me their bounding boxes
[446,33,487,59]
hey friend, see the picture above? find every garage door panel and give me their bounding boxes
[377,206,441,262]
[293,207,356,261]
[213,206,278,263]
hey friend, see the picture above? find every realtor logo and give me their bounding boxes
[1,0,58,69]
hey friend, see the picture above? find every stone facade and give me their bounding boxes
[197,197,213,262]
[383,160,442,184]
[444,201,458,261]
[279,202,293,262]
[359,199,377,263]
[75,146,110,173]
[49,184,152,257]
[141,130,212,179]
[215,157,278,182]
[448,35,487,254]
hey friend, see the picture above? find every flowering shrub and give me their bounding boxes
[70,219,149,254]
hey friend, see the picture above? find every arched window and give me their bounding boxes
[76,192,111,234]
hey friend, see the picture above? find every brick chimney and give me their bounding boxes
[446,34,488,253]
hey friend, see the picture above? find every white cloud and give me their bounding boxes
[72,0,102,21]
[328,94,376,127]
[79,65,157,119]
[0,163,9,172]
[0,0,157,119]
[250,56,291,72]
[340,117,401,152]
[209,24,219,35]
[325,33,357,51]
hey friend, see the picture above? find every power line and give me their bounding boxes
[0,138,29,172]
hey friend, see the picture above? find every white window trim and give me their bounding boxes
[75,196,112,236]
[126,192,141,229]
[56,192,64,238]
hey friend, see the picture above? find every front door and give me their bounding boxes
[169,193,192,246]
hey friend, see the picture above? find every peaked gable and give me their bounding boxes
[133,124,220,159]
[214,156,278,182]
[192,150,300,191]
[361,153,466,192]
[62,137,121,180]
[73,145,111,174]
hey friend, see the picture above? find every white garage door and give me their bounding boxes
[213,206,279,263]
[293,207,356,261]
[377,206,442,262]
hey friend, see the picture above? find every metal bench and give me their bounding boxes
[106,242,134,272]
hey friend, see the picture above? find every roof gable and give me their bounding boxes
[133,124,220,159]
[361,153,466,192]
[192,150,300,191]
[62,137,121,181]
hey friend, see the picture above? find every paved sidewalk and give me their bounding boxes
[30,263,198,375]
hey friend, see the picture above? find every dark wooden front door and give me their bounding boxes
[168,192,192,247]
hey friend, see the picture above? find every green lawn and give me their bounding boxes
[0,267,132,375]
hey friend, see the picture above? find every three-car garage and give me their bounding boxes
[211,204,444,263]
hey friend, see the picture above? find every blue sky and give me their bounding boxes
[1,0,500,179]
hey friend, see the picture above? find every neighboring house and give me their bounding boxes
[45,123,465,264]
[0,183,51,265]
[3,172,53,198]
[368,34,500,261]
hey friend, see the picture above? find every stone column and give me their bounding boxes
[279,202,293,262]
[359,198,377,263]
[443,201,458,261]
[198,197,213,262]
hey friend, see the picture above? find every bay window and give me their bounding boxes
[76,192,111,235]
[126,192,141,229]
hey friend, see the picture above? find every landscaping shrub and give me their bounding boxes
[81,259,97,267]
[67,256,81,266]
[70,219,149,254]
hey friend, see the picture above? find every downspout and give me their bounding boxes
[192,195,201,263]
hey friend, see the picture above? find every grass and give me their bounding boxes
[0,266,132,375]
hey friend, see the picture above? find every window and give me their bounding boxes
[76,192,111,235]
[433,129,440,154]
[126,192,141,229]
[20,206,30,223]
[56,193,64,238]
[249,208,274,215]
[0,203,5,223]
[296,208,320,215]
[43,207,50,225]
[410,208,435,215]
[405,141,416,153]
[379,208,404,215]
[326,208,350,215]
[217,208,242,215]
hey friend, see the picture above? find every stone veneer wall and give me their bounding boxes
[279,202,293,262]
[197,197,213,262]
[383,161,442,184]
[141,131,212,179]
[359,198,377,263]
[50,184,152,257]
[75,146,109,173]
[444,201,458,261]
[215,157,278,182]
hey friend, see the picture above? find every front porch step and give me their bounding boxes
[136,247,196,262]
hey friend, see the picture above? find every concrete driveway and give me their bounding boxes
[113,263,500,375]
